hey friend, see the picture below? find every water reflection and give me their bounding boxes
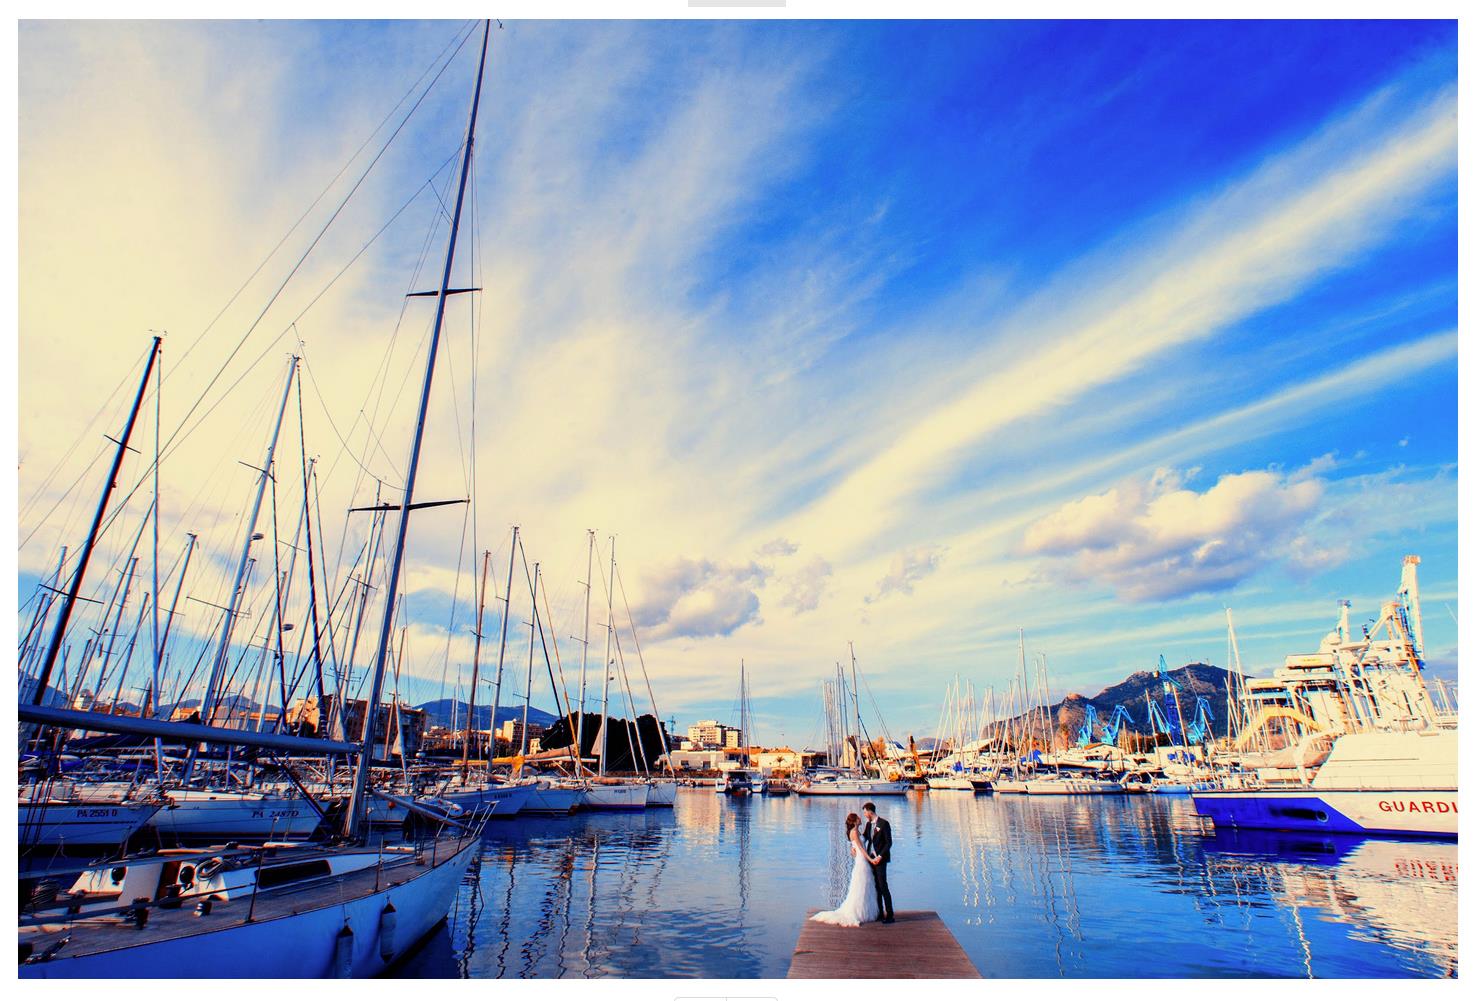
[1199,830,1457,978]
[396,790,1455,979]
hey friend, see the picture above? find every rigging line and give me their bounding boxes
[91,148,464,554]
[307,145,464,513]
[434,473,476,706]
[334,147,461,499]
[168,20,477,379]
[17,440,111,554]
[157,22,478,458]
[312,154,456,585]
[17,360,138,528]
[297,341,404,488]
[89,61,473,556]
[166,143,463,465]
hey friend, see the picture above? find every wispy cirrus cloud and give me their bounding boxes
[17,23,1457,737]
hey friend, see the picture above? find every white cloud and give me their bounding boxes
[1021,464,1328,601]
[629,558,769,641]
[781,555,833,614]
[756,538,798,558]
[866,545,946,603]
[772,87,1456,561]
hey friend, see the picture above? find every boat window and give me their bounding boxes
[257,859,333,889]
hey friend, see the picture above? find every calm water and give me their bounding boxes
[397,789,1457,979]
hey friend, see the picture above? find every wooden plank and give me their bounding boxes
[787,909,981,979]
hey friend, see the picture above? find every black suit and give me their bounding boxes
[863,817,894,920]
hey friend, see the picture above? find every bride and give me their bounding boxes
[811,812,879,926]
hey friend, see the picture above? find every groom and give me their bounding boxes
[861,802,895,924]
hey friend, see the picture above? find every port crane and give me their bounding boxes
[1098,705,1134,744]
[1075,704,1099,747]
[1186,696,1215,744]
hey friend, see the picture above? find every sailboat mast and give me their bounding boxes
[461,549,492,780]
[598,536,616,778]
[345,19,491,837]
[490,527,519,765]
[30,335,160,711]
[200,355,298,729]
[576,528,594,768]
[520,563,540,756]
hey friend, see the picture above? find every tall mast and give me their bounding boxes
[346,18,492,837]
[575,528,594,769]
[849,642,862,773]
[30,336,160,712]
[520,563,539,756]
[149,345,164,776]
[461,549,492,780]
[152,533,197,713]
[490,528,519,766]
[199,355,298,729]
[739,659,747,765]
[598,536,616,778]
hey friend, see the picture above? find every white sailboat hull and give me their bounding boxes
[580,783,647,811]
[18,800,161,848]
[1024,777,1124,795]
[521,783,582,815]
[435,782,535,818]
[20,837,479,978]
[926,775,976,791]
[644,781,676,808]
[796,777,910,796]
[150,792,325,840]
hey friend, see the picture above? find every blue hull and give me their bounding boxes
[1192,790,1457,839]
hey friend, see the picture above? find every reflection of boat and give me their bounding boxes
[1201,829,1457,975]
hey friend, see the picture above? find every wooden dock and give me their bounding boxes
[787,909,981,979]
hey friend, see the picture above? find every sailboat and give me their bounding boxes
[795,645,909,796]
[1193,557,1457,838]
[19,21,500,975]
[717,660,765,796]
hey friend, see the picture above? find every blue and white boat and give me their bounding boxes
[1194,556,1457,839]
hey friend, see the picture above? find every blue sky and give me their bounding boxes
[17,19,1458,748]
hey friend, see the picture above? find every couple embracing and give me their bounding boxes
[811,801,896,927]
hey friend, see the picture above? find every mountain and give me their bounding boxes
[414,699,558,731]
[978,663,1237,744]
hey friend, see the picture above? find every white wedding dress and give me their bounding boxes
[811,832,879,926]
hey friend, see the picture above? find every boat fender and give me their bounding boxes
[378,902,398,962]
[333,922,355,978]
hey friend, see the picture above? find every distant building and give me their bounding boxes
[687,719,742,749]
[497,718,544,752]
[669,749,726,771]
[286,694,427,759]
[755,748,802,773]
